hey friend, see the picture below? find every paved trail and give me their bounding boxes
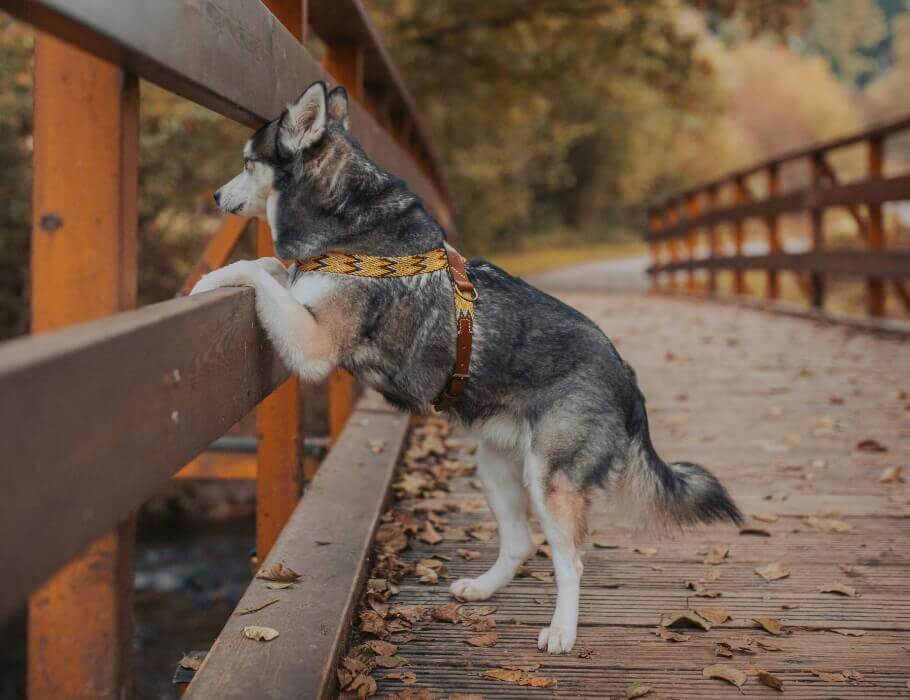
[339,265,910,698]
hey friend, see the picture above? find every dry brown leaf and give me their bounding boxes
[592,539,620,549]
[757,670,784,691]
[634,546,658,556]
[531,571,554,583]
[256,562,301,582]
[178,654,202,671]
[480,668,556,687]
[753,617,784,635]
[755,562,790,581]
[237,598,279,616]
[660,610,712,630]
[810,669,846,682]
[364,640,397,656]
[442,527,469,541]
[463,605,497,619]
[359,610,387,636]
[373,655,408,669]
[658,629,690,642]
[714,645,733,658]
[242,625,279,641]
[432,603,464,623]
[419,523,443,545]
[703,544,729,565]
[390,604,428,624]
[702,664,747,688]
[383,671,417,685]
[716,638,755,655]
[456,548,481,560]
[754,638,783,651]
[818,583,859,597]
[696,608,731,625]
[415,564,439,584]
[626,680,652,698]
[740,527,771,537]
[752,512,779,523]
[368,438,386,454]
[831,629,865,637]
[807,516,854,533]
[880,466,904,483]
[464,632,498,647]
[856,438,888,453]
[266,582,294,590]
[448,694,482,700]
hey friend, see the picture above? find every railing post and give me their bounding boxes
[647,209,661,293]
[323,37,364,443]
[809,154,826,309]
[733,177,748,295]
[28,36,139,700]
[765,164,781,299]
[684,193,700,292]
[706,185,719,294]
[867,136,886,316]
[255,0,307,561]
[665,202,679,292]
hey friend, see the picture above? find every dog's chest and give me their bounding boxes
[290,272,341,309]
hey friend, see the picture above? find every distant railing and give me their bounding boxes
[645,114,910,318]
[0,1,449,697]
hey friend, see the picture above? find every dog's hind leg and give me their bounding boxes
[450,439,534,601]
[526,453,590,654]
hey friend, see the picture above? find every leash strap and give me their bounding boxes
[294,244,476,410]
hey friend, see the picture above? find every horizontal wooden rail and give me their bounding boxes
[648,174,910,242]
[0,288,286,622]
[649,250,910,279]
[0,0,451,227]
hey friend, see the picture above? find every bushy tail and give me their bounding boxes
[613,391,742,528]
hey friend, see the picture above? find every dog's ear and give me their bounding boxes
[326,86,349,130]
[279,81,327,155]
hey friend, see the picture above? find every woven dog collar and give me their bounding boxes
[294,244,476,410]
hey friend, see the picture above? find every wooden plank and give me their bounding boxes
[0,0,451,228]
[648,251,910,279]
[26,35,139,700]
[181,215,251,295]
[252,0,305,566]
[174,450,258,480]
[0,288,287,623]
[184,393,408,700]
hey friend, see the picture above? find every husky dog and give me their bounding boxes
[192,81,741,654]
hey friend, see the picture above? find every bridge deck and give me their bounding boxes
[337,292,910,698]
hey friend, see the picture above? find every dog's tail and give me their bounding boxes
[611,388,742,529]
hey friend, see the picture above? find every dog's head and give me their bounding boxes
[214,80,369,258]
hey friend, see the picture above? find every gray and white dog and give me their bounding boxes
[192,81,741,654]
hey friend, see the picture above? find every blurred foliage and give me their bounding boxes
[1,1,909,337]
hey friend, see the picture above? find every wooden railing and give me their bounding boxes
[0,1,449,697]
[645,114,910,318]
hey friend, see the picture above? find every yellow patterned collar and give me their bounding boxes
[295,248,449,278]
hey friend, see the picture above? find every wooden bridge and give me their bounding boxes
[0,1,908,698]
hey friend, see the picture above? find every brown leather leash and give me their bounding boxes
[433,243,477,411]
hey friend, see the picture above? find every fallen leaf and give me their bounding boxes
[714,645,733,658]
[660,611,712,630]
[359,610,387,636]
[844,671,865,682]
[265,582,294,590]
[753,617,784,635]
[696,608,731,625]
[441,527,469,541]
[592,539,620,549]
[752,512,779,523]
[716,638,755,655]
[880,466,904,483]
[419,523,443,545]
[626,680,652,698]
[462,605,497,619]
[634,546,658,556]
[757,669,784,691]
[818,583,859,597]
[242,625,279,641]
[383,671,417,685]
[740,527,771,537]
[456,548,481,560]
[415,564,438,584]
[432,603,464,623]
[237,598,279,616]
[178,654,202,671]
[807,516,853,533]
[256,562,301,582]
[753,639,783,652]
[831,629,865,637]
[464,632,498,647]
[368,438,386,453]
[658,629,690,642]
[755,562,790,581]
[373,655,408,669]
[856,439,887,452]
[702,664,747,688]
[531,571,554,583]
[703,544,729,565]
[364,640,398,656]
[811,669,846,682]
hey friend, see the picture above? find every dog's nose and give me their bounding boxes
[213,189,221,206]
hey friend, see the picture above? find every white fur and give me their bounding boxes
[216,157,274,218]
[189,258,335,381]
[480,414,525,453]
[280,82,326,154]
[290,272,338,308]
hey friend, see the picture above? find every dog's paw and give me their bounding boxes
[189,261,257,296]
[189,275,221,296]
[450,578,495,601]
[537,623,576,654]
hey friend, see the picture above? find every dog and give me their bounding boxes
[191,80,742,654]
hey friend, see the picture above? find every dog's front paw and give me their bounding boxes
[189,261,257,296]
[450,577,495,601]
[189,275,221,296]
[537,622,576,654]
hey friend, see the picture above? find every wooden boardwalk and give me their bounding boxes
[337,292,910,699]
